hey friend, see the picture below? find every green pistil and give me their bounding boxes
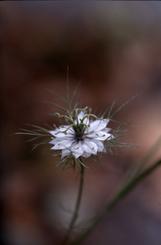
[73,123,86,142]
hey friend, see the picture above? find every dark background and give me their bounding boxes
[1,2,161,245]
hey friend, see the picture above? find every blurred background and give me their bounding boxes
[1,2,161,245]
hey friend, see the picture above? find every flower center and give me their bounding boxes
[73,123,85,142]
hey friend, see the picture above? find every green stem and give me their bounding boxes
[71,159,161,245]
[61,163,85,245]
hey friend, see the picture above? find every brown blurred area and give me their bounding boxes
[1,2,161,245]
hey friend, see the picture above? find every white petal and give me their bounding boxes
[76,111,89,125]
[82,152,91,158]
[104,127,111,133]
[88,131,114,141]
[93,140,105,152]
[49,126,74,137]
[49,135,74,145]
[51,132,66,138]
[49,129,59,137]
[77,111,85,122]
[106,134,115,140]
[94,131,109,141]
[59,126,72,132]
[71,142,84,158]
[49,139,57,145]
[72,151,82,159]
[83,140,98,154]
[51,139,74,150]
[88,119,109,132]
[61,149,71,159]
[82,142,93,155]
[83,117,89,125]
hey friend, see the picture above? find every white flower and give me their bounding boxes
[49,110,114,159]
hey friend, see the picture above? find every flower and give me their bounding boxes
[49,108,114,159]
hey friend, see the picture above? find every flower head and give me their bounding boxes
[49,108,114,160]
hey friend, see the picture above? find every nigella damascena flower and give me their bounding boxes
[49,108,114,159]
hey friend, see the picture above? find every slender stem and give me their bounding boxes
[71,159,161,245]
[61,163,85,245]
